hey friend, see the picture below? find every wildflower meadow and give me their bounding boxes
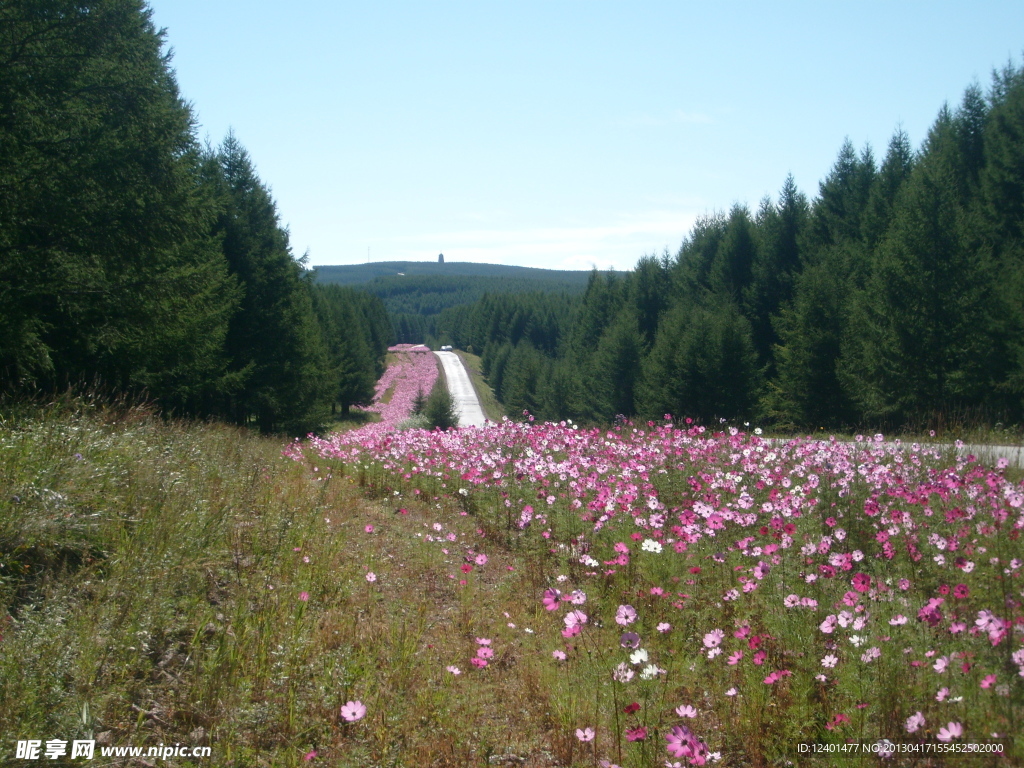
[2,350,1021,767]
[297,348,1023,765]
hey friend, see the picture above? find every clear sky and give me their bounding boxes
[149,1,1023,272]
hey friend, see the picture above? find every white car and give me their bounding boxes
[440,345,453,351]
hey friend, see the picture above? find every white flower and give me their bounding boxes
[641,538,663,554]
[630,648,649,665]
[639,663,664,679]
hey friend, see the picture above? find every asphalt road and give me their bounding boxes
[433,351,488,428]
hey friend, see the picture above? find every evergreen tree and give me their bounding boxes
[424,379,459,429]
[747,176,809,366]
[0,0,238,411]
[862,129,916,250]
[981,62,1024,411]
[766,247,858,428]
[590,308,643,421]
[637,299,760,423]
[840,109,997,423]
[207,134,333,434]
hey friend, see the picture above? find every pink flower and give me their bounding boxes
[980,674,996,689]
[299,591,310,602]
[564,610,588,629]
[446,665,461,675]
[663,729,704,765]
[303,750,317,761]
[475,553,488,566]
[615,604,637,626]
[552,650,567,661]
[340,700,366,722]
[727,651,743,665]
[364,525,374,533]
[905,711,925,733]
[476,647,494,660]
[542,588,561,610]
[575,727,595,742]
[936,722,963,742]
[675,704,697,718]
[476,637,491,645]
[702,629,725,648]
[365,572,377,583]
[470,657,488,668]
[657,622,671,633]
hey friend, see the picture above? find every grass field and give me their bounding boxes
[3,391,1021,767]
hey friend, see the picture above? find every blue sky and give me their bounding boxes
[150,1,1024,271]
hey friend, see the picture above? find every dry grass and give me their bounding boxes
[0,400,562,767]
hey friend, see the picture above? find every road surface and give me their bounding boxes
[433,351,488,428]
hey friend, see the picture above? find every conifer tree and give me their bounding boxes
[0,0,237,410]
[207,134,333,434]
[841,108,996,423]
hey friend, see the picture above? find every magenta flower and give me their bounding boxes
[980,674,996,689]
[303,750,317,761]
[666,724,705,759]
[851,572,872,593]
[625,726,647,741]
[340,700,366,722]
[299,591,310,602]
[542,588,561,610]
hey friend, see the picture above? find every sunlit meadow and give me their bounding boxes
[2,348,1021,767]
[298,349,1024,765]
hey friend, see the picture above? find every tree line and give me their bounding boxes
[0,0,389,434]
[437,64,1024,430]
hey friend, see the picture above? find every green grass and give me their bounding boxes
[0,399,555,766]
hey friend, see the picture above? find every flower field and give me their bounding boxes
[300,351,1024,765]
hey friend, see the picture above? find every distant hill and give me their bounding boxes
[312,261,595,286]
[311,261,599,344]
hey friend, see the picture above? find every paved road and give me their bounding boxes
[433,351,488,428]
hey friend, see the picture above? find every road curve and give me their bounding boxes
[433,351,488,428]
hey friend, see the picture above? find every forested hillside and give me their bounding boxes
[315,262,591,344]
[437,66,1024,430]
[0,0,389,434]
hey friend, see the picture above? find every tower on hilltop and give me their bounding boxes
[438,253,444,263]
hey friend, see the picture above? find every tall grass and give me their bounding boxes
[0,399,554,765]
